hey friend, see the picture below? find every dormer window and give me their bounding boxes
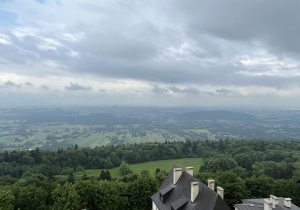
[158,184,174,203]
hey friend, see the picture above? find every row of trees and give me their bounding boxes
[0,166,299,209]
[196,171,300,208]
[0,172,159,210]
[1,139,300,179]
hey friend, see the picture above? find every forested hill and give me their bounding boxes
[0,139,300,209]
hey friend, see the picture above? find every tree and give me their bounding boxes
[128,175,159,209]
[244,176,275,198]
[51,182,82,210]
[47,171,55,182]
[14,184,47,210]
[217,171,250,208]
[4,151,10,162]
[119,161,132,176]
[234,153,251,168]
[67,173,75,184]
[99,170,107,180]
[105,170,111,181]
[75,166,85,177]
[206,155,238,172]
[0,185,15,210]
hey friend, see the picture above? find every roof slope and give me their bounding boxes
[234,198,300,210]
[151,165,231,210]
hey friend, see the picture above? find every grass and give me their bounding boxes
[85,157,203,178]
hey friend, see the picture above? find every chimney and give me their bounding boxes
[173,168,182,184]
[217,186,224,199]
[269,195,273,204]
[264,199,272,210]
[208,179,215,191]
[284,198,292,208]
[271,195,278,206]
[191,182,199,202]
[186,167,193,176]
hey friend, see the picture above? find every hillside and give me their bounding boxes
[1,106,300,151]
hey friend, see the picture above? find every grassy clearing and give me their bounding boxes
[85,158,203,178]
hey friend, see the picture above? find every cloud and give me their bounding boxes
[0,81,22,88]
[24,81,34,86]
[0,0,300,106]
[181,87,200,95]
[40,85,49,90]
[169,86,181,93]
[216,88,231,95]
[171,0,300,58]
[152,85,200,95]
[65,82,91,91]
[151,85,167,94]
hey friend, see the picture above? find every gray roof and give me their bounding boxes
[159,184,175,196]
[234,197,300,210]
[151,165,231,210]
[171,195,189,210]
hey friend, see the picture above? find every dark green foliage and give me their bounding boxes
[99,169,111,181]
[119,161,132,176]
[0,139,300,209]
[128,175,159,210]
[217,171,250,208]
[234,153,251,168]
[67,173,75,184]
[0,185,15,210]
[206,155,238,172]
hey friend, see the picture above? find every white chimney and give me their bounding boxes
[173,168,182,184]
[191,182,199,202]
[269,195,273,204]
[271,195,278,206]
[208,179,215,191]
[264,199,272,210]
[186,167,193,176]
[284,198,292,208]
[217,186,224,199]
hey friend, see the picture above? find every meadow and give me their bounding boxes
[85,158,204,178]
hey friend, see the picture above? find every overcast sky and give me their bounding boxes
[1,0,300,108]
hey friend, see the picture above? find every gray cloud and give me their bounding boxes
[0,81,22,88]
[171,0,300,58]
[216,88,231,95]
[99,88,106,93]
[2,0,300,89]
[152,85,200,95]
[152,85,167,94]
[40,85,49,90]
[25,82,34,87]
[169,86,181,93]
[181,87,200,95]
[65,83,91,91]
[1,1,300,106]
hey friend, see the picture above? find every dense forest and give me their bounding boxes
[0,139,300,209]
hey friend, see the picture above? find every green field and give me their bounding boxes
[85,158,203,178]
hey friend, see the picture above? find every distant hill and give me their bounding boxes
[3,109,149,125]
[176,111,254,122]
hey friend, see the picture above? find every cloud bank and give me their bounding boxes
[0,0,300,107]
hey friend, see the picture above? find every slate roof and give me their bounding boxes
[159,184,175,196]
[234,198,300,210]
[151,165,231,210]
